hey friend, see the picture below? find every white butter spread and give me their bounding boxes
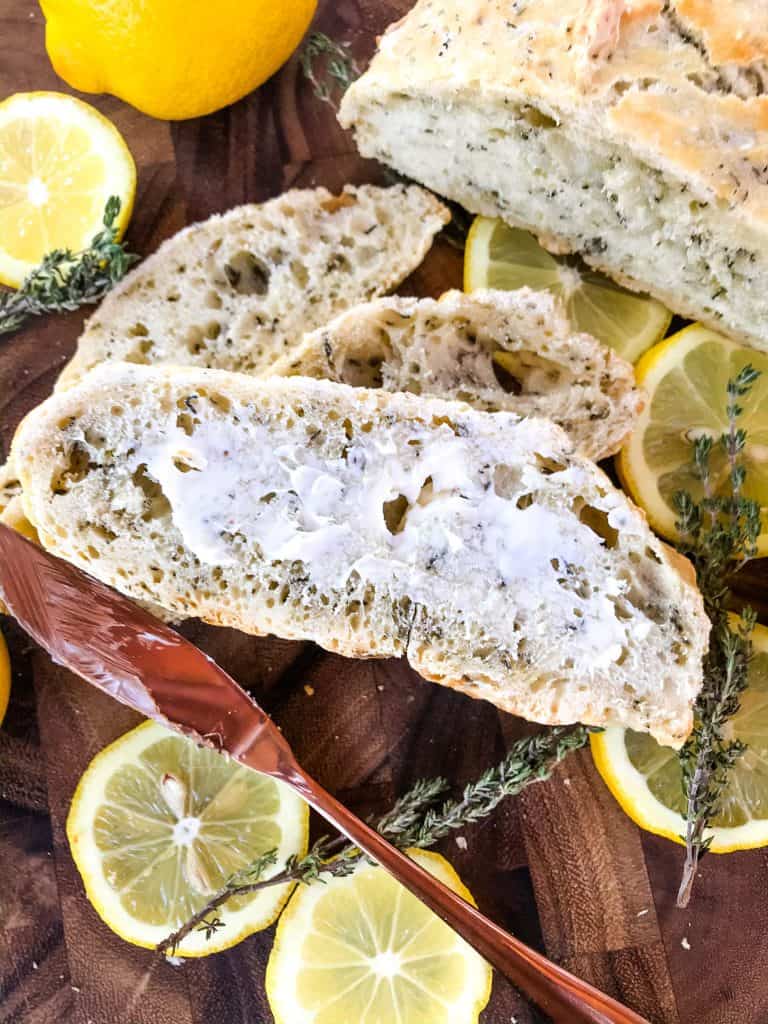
[132,415,643,667]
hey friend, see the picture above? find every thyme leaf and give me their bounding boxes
[0,196,137,337]
[300,31,360,107]
[673,364,762,907]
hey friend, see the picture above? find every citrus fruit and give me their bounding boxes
[591,619,768,852]
[464,216,671,362]
[0,91,135,288]
[0,627,10,728]
[66,720,308,955]
[618,323,768,556]
[266,848,492,1024]
[41,0,318,121]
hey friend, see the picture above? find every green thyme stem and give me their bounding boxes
[157,725,588,955]
[673,365,761,908]
[299,31,360,107]
[0,196,137,337]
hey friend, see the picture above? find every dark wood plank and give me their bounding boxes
[1,1,767,1023]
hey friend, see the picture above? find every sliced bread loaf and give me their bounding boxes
[57,184,450,388]
[340,0,768,350]
[270,288,643,461]
[13,363,707,746]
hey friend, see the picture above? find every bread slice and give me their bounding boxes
[270,288,643,461]
[0,460,20,519]
[340,1,768,350]
[13,363,707,746]
[57,184,450,388]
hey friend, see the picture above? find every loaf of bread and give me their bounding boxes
[57,184,450,388]
[340,0,768,350]
[271,288,643,461]
[13,363,707,746]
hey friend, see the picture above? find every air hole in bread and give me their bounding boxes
[185,327,206,355]
[132,464,171,521]
[171,449,205,474]
[341,355,386,388]
[290,260,309,288]
[520,105,558,129]
[493,356,524,395]
[176,412,197,436]
[516,492,534,510]
[492,350,568,394]
[534,453,567,475]
[320,193,357,214]
[578,504,620,549]
[204,290,223,310]
[52,441,92,494]
[383,494,410,534]
[128,323,149,337]
[224,252,270,295]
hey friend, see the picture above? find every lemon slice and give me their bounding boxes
[0,627,10,728]
[618,323,768,555]
[266,848,492,1024]
[0,91,135,287]
[464,217,671,362]
[591,620,768,852]
[66,721,308,956]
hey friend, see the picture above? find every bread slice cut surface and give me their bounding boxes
[13,364,708,747]
[58,184,450,388]
[271,288,644,461]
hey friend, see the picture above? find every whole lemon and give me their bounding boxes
[40,0,318,120]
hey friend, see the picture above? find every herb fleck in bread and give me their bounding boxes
[13,363,707,746]
[340,0,768,350]
[57,184,450,388]
[271,288,643,461]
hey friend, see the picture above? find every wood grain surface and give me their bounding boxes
[1,2,767,1022]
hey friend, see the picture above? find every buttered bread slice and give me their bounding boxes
[271,288,643,461]
[58,184,450,388]
[13,364,707,746]
[340,1,768,350]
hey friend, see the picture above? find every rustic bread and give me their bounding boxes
[57,184,450,388]
[13,363,707,746]
[271,288,643,461]
[0,461,20,520]
[340,0,768,350]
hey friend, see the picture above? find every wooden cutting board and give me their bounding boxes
[1,3,767,1022]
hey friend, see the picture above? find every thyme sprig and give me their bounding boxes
[673,365,762,908]
[300,31,360,107]
[0,196,137,337]
[158,725,588,955]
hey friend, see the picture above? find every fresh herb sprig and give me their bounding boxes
[673,365,762,908]
[157,725,588,955]
[0,196,137,337]
[300,31,360,107]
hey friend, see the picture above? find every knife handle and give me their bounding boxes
[291,770,649,1024]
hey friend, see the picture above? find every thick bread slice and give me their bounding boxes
[270,288,643,461]
[57,185,450,388]
[13,364,707,746]
[340,1,768,350]
[0,460,20,519]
